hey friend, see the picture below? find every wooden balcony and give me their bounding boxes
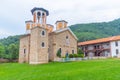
[83,48,110,52]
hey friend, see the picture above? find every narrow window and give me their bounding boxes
[41,42,45,47]
[42,31,45,36]
[116,49,119,55]
[59,48,62,53]
[24,49,26,54]
[115,41,118,46]
[42,13,45,16]
[66,36,68,39]
[72,50,74,54]
[66,36,69,45]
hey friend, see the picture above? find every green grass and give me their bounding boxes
[0,59,120,80]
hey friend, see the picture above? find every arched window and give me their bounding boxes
[59,48,62,53]
[42,13,45,16]
[37,12,41,16]
[24,49,26,54]
[41,30,46,36]
[72,50,74,54]
[66,36,70,45]
[41,42,45,47]
[66,36,68,39]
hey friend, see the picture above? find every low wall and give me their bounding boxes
[0,59,18,63]
[0,59,9,63]
[54,57,107,62]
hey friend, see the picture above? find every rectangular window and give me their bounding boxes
[94,45,96,49]
[115,41,118,46]
[97,45,100,49]
[85,46,88,50]
[116,49,119,55]
[72,50,74,54]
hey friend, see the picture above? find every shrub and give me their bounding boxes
[78,48,84,54]
[56,49,61,58]
[73,54,78,58]
[78,54,84,58]
[61,56,65,58]
[69,54,73,58]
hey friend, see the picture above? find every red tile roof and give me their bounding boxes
[78,35,120,46]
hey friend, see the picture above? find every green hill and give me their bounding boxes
[70,18,120,42]
[0,35,21,59]
[1,18,120,59]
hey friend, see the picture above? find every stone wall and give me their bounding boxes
[49,30,77,60]
[29,26,48,64]
[19,34,30,63]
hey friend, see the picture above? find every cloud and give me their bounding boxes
[1,0,120,38]
[0,28,15,38]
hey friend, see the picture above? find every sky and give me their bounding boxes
[1,0,120,39]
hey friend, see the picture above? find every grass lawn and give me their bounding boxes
[0,59,120,80]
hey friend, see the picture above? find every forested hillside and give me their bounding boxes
[70,18,120,42]
[1,18,120,60]
[0,35,21,60]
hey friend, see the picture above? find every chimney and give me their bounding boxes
[56,20,68,30]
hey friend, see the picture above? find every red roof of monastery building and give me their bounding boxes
[78,35,120,46]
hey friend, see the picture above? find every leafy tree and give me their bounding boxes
[8,44,19,60]
[0,43,5,58]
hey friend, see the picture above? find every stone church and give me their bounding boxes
[19,7,78,64]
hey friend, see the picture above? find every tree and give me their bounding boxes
[8,44,19,60]
[0,43,5,58]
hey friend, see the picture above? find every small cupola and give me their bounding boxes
[55,20,68,30]
[25,20,33,34]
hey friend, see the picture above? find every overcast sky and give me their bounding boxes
[1,0,120,39]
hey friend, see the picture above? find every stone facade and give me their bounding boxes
[49,29,77,61]
[19,34,30,63]
[19,7,78,64]
[29,27,48,64]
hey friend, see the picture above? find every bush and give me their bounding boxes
[78,48,84,54]
[78,54,84,58]
[56,49,61,58]
[69,54,74,58]
[61,56,65,58]
[73,54,78,58]
[69,53,84,58]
